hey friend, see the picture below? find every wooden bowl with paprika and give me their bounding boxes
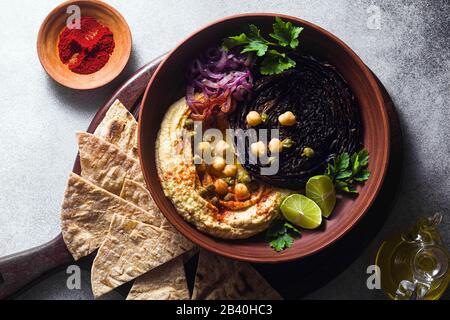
[37,0,131,90]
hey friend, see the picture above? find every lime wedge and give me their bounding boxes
[306,175,336,218]
[280,194,322,229]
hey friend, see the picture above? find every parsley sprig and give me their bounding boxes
[325,149,371,193]
[222,17,304,75]
[266,218,301,252]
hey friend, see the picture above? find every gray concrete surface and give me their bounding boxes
[0,0,448,299]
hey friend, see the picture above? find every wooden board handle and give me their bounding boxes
[0,56,165,300]
[0,234,73,299]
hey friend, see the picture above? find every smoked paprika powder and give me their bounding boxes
[58,16,115,75]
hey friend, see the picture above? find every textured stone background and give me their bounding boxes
[0,0,448,299]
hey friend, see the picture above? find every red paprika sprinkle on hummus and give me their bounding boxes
[58,16,115,75]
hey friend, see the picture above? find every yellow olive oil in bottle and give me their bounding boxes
[375,213,450,300]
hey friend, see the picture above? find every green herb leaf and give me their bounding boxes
[248,24,266,42]
[336,153,350,172]
[260,50,296,75]
[350,152,358,168]
[222,17,303,75]
[269,17,304,48]
[343,184,358,193]
[354,169,371,182]
[222,33,250,50]
[325,162,335,177]
[269,233,294,251]
[335,170,352,180]
[266,219,286,238]
[335,180,348,190]
[335,180,356,193]
[324,149,370,194]
[241,41,268,57]
[352,153,360,175]
[358,149,369,167]
[284,221,301,236]
[223,25,270,57]
[241,41,268,56]
[266,219,301,252]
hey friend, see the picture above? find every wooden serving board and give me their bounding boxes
[0,56,162,300]
[0,57,402,300]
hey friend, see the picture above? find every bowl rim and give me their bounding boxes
[139,13,391,263]
[36,0,132,90]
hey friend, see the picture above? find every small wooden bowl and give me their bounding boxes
[139,14,390,263]
[37,0,131,90]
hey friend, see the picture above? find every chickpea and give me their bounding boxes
[282,138,294,148]
[250,141,266,157]
[278,111,297,126]
[234,183,250,201]
[237,170,251,184]
[261,113,269,123]
[268,138,283,153]
[215,140,230,157]
[196,141,211,156]
[214,179,228,196]
[212,157,226,171]
[246,111,262,127]
[223,164,238,177]
[301,147,315,158]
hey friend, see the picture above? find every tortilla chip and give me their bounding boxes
[77,132,145,195]
[60,173,170,260]
[192,250,282,300]
[94,99,138,159]
[126,256,189,300]
[91,214,193,298]
[119,179,158,213]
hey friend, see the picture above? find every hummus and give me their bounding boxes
[156,98,284,239]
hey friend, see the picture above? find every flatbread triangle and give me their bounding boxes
[60,173,172,260]
[77,132,145,195]
[126,256,189,300]
[192,250,282,300]
[91,214,193,298]
[94,99,138,159]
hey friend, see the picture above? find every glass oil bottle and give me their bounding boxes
[375,213,449,300]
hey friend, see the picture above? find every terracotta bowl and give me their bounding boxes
[139,13,390,263]
[37,0,131,90]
